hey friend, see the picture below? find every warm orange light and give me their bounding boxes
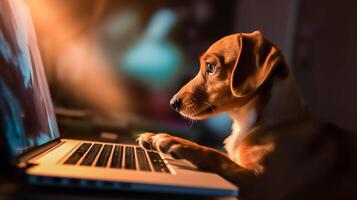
[26,0,130,115]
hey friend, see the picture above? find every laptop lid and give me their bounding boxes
[0,0,60,166]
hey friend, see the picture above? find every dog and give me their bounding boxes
[137,31,357,200]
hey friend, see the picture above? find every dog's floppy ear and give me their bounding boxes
[230,31,281,97]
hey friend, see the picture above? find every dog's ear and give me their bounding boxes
[230,31,281,97]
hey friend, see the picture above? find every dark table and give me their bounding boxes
[0,180,237,200]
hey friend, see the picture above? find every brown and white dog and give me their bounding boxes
[137,31,357,200]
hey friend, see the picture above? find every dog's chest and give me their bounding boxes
[225,108,275,173]
[224,121,248,162]
[225,125,275,174]
[225,108,257,163]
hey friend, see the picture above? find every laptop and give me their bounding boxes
[0,0,237,197]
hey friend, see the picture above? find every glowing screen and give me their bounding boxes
[0,0,60,157]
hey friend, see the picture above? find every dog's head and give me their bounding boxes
[170,31,285,120]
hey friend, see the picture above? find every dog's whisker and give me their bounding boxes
[189,118,194,127]
[191,106,198,117]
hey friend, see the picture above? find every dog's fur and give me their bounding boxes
[137,31,357,200]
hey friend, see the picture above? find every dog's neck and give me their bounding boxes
[225,99,257,161]
[224,72,306,161]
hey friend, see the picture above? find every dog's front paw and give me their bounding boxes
[137,132,201,159]
[137,132,234,172]
[137,133,235,172]
[136,132,156,150]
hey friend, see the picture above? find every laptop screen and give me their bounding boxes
[0,0,60,158]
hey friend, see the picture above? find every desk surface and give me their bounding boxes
[0,181,237,200]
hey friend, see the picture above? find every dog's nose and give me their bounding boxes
[170,97,182,111]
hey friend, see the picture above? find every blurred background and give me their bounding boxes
[24,0,357,148]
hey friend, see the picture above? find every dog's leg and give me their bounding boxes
[137,133,237,169]
[137,133,259,194]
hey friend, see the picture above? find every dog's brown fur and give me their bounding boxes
[138,31,357,200]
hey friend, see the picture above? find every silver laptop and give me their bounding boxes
[0,0,237,197]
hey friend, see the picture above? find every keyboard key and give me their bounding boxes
[64,143,92,165]
[96,144,113,167]
[135,147,151,171]
[147,151,170,173]
[110,145,124,168]
[124,146,136,170]
[80,144,102,166]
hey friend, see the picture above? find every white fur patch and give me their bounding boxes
[224,107,257,164]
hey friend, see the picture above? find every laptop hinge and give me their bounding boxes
[15,138,62,168]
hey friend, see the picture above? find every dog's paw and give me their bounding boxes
[137,132,201,159]
[136,132,156,150]
[137,132,230,171]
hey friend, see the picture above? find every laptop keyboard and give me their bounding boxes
[63,143,170,173]
[147,151,170,173]
[96,144,113,167]
[63,143,91,165]
[124,146,136,170]
[110,145,123,168]
[136,147,151,171]
[81,144,102,166]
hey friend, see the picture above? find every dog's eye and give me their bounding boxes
[205,62,215,73]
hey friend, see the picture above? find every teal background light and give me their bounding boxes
[122,9,181,89]
[203,113,232,138]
